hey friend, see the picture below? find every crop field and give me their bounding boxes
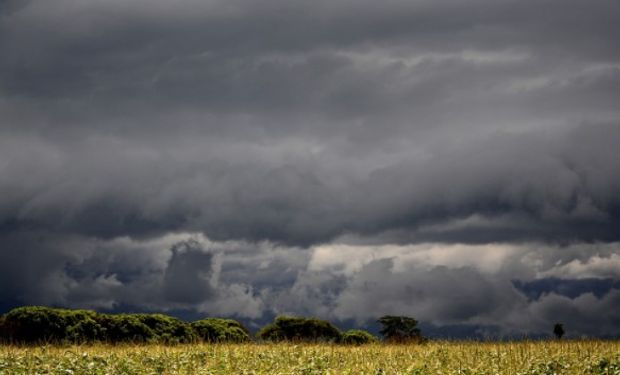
[0,340,619,375]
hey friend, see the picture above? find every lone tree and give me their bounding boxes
[378,315,422,343]
[553,323,565,339]
[257,316,341,342]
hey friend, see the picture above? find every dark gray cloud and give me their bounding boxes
[1,0,619,336]
[0,124,618,245]
[163,240,216,304]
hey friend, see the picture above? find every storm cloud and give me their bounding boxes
[1,0,619,337]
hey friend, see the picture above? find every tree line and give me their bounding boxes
[0,306,424,345]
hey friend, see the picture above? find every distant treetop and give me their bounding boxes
[378,315,423,343]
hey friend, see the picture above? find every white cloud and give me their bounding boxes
[539,252,620,279]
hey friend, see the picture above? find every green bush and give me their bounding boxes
[0,306,386,346]
[97,314,156,343]
[132,314,196,344]
[191,318,250,343]
[340,329,378,345]
[2,306,105,344]
[1,307,196,344]
[257,316,342,343]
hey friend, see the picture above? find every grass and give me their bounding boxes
[0,340,619,374]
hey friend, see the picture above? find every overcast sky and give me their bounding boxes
[1,0,620,337]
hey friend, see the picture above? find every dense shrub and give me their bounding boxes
[133,314,196,344]
[97,314,156,343]
[0,306,390,346]
[0,307,196,344]
[1,306,105,344]
[100,313,196,343]
[340,329,378,345]
[192,318,250,343]
[257,316,342,342]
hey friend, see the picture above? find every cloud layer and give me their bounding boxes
[2,233,620,337]
[1,0,619,336]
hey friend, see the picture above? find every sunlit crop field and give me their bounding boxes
[1,340,619,374]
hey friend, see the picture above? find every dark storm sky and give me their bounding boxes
[1,0,620,337]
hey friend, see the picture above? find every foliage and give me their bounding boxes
[0,307,197,344]
[191,318,250,343]
[98,313,196,344]
[554,322,565,339]
[1,306,105,344]
[257,316,342,342]
[377,315,422,343]
[96,314,156,343]
[340,329,378,345]
[0,306,246,344]
[132,314,196,344]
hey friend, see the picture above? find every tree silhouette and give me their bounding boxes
[553,323,565,339]
[377,315,422,343]
[257,316,341,342]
